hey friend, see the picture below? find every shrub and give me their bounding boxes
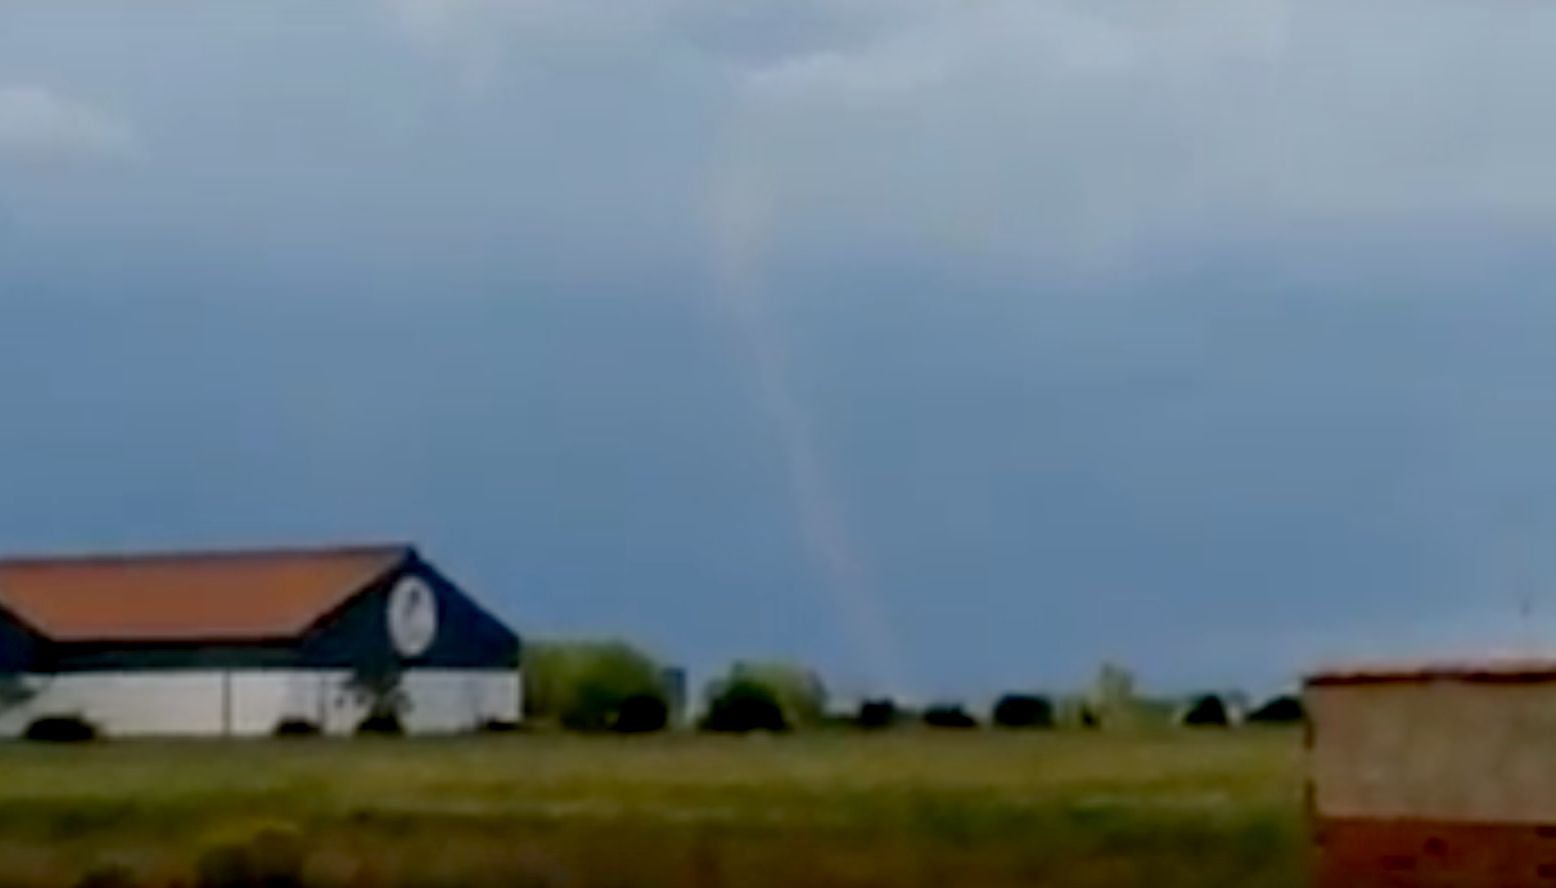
[1057,698,1101,729]
[703,661,827,730]
[923,705,978,729]
[992,694,1054,729]
[272,718,321,738]
[355,712,404,736]
[701,680,788,733]
[856,698,898,730]
[24,715,98,743]
[73,863,138,888]
[477,718,521,734]
[344,661,409,728]
[1246,695,1305,725]
[524,640,671,732]
[195,822,305,888]
[1090,661,1136,725]
[1181,694,1230,727]
[614,693,669,734]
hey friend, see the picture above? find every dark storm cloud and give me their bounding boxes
[2,0,1555,697]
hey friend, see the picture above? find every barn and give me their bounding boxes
[1305,658,1556,886]
[0,543,521,737]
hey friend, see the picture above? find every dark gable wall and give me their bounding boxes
[298,553,521,671]
[0,604,40,672]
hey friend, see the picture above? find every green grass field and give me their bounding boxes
[0,729,1308,888]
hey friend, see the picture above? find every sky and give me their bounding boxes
[3,0,1556,701]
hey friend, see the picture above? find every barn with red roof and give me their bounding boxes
[0,543,521,737]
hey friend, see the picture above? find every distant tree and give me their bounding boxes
[923,704,979,729]
[614,693,670,734]
[701,678,789,733]
[1056,696,1100,729]
[1181,694,1230,727]
[346,660,409,735]
[1246,695,1305,725]
[992,694,1055,729]
[523,640,671,732]
[729,662,827,727]
[856,698,899,730]
[1090,661,1137,727]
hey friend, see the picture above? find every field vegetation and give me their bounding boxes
[0,728,1307,888]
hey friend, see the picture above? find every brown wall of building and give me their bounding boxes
[1309,680,1556,823]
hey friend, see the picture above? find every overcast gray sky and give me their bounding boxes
[3,0,1556,700]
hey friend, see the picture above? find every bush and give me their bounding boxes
[1246,695,1305,725]
[73,863,138,888]
[272,718,321,738]
[614,693,669,734]
[195,822,305,888]
[24,715,98,743]
[701,680,788,733]
[524,640,671,732]
[477,718,521,734]
[344,663,409,738]
[923,705,978,729]
[355,712,404,736]
[1181,695,1230,727]
[856,698,898,730]
[704,661,827,730]
[992,694,1054,729]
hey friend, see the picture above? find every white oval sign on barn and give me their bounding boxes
[387,576,438,657]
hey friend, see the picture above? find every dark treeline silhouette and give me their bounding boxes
[1246,694,1305,725]
[503,642,1304,737]
[702,680,788,733]
[923,705,979,729]
[1181,695,1230,727]
[992,694,1054,729]
[856,698,899,730]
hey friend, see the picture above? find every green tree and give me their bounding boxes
[346,661,409,734]
[522,639,669,731]
[705,661,827,729]
[1089,661,1137,728]
[702,678,789,733]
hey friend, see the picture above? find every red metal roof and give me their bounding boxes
[1306,657,1556,687]
[0,543,410,643]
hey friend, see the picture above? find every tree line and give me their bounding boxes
[521,643,1306,734]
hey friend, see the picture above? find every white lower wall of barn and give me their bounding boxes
[0,669,521,738]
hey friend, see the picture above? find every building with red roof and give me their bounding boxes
[0,543,521,737]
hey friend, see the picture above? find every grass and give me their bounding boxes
[0,728,1307,887]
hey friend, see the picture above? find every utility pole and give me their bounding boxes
[221,670,233,738]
